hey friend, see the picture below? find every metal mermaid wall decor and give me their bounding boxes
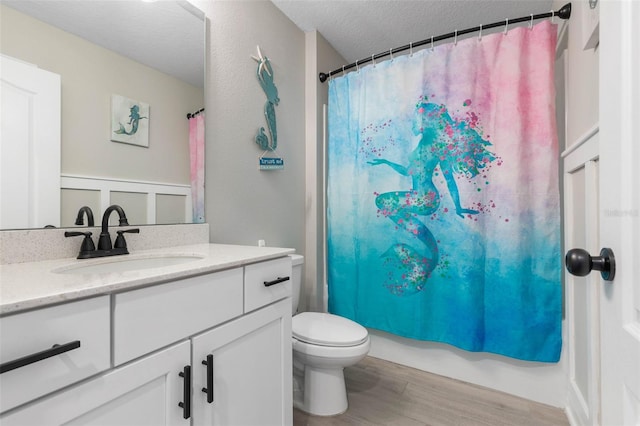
[252,46,279,152]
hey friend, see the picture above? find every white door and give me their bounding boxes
[598,1,640,425]
[0,55,60,229]
[563,131,601,426]
[0,341,190,425]
[558,5,603,418]
[191,299,292,426]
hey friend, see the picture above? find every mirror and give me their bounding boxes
[0,0,205,230]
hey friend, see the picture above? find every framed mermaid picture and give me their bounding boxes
[110,94,149,147]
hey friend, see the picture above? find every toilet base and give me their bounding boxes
[292,336,370,416]
[297,365,348,416]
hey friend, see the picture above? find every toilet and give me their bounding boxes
[290,254,370,416]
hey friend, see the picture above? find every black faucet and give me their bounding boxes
[98,205,130,250]
[66,205,139,259]
[74,206,95,227]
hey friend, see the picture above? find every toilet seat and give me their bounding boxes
[292,312,368,347]
[292,335,370,360]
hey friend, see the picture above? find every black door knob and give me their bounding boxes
[565,248,615,281]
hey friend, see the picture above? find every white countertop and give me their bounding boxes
[0,244,295,315]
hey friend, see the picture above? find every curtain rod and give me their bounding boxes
[318,2,571,83]
[186,108,204,119]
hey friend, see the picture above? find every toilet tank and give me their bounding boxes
[289,254,304,315]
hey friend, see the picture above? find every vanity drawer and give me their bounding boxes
[113,268,243,365]
[244,257,292,313]
[0,296,110,413]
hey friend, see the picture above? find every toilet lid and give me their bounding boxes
[292,312,368,347]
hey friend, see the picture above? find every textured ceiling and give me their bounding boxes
[5,1,557,87]
[272,0,555,65]
[3,0,205,88]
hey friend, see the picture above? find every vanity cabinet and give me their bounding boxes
[1,341,191,425]
[192,257,293,426]
[192,299,291,425]
[0,256,293,426]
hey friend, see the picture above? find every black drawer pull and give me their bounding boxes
[178,365,191,419]
[263,276,290,287]
[0,340,81,374]
[202,354,214,403]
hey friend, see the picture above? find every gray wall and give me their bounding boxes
[304,31,346,312]
[199,1,305,252]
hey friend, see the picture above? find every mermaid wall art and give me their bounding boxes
[111,94,150,147]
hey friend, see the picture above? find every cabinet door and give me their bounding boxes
[192,298,292,426]
[1,341,191,426]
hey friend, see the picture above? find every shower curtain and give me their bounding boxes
[189,112,205,223]
[327,21,561,362]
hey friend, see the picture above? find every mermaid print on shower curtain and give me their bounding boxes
[327,21,561,362]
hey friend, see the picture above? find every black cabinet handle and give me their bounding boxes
[263,276,290,287]
[201,354,214,403]
[178,365,191,419]
[0,340,81,374]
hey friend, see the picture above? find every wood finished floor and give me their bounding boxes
[293,356,569,426]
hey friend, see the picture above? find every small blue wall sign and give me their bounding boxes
[259,157,284,170]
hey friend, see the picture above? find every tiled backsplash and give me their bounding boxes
[0,223,209,265]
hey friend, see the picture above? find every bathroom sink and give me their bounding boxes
[53,254,204,275]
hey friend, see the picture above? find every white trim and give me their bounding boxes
[563,131,599,173]
[561,125,599,159]
[562,129,601,426]
[565,403,579,426]
[60,174,192,224]
[61,173,191,190]
[567,380,591,425]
